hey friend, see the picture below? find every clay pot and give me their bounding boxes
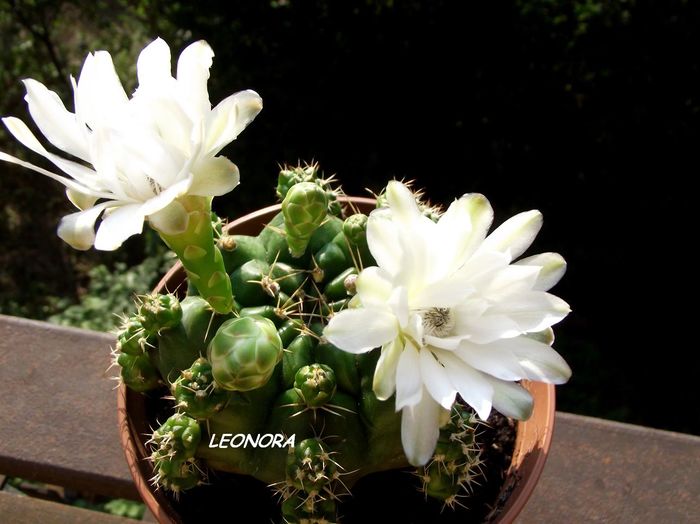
[118,197,555,523]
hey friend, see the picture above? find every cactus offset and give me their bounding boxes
[116,165,490,522]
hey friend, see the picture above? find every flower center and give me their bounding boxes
[421,307,454,337]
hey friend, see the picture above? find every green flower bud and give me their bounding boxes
[294,363,337,408]
[173,357,230,419]
[282,182,329,258]
[342,213,368,247]
[139,293,182,333]
[208,316,283,391]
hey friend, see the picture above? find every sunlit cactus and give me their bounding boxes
[116,165,492,522]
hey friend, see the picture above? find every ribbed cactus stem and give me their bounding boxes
[156,196,233,314]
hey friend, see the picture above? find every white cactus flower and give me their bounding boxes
[0,38,262,250]
[324,181,572,466]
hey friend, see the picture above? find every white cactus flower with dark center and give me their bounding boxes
[325,181,572,466]
[0,37,262,250]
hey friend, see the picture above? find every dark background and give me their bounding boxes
[1,0,698,434]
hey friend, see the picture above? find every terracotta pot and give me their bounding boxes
[118,197,555,523]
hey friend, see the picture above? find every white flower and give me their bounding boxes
[0,38,262,250]
[325,181,572,466]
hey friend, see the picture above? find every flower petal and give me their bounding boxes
[424,334,465,350]
[388,285,409,327]
[189,156,240,197]
[66,188,98,211]
[148,199,189,235]
[140,176,193,216]
[433,193,493,275]
[385,181,423,224]
[176,40,214,118]
[401,392,442,466]
[204,89,263,156]
[479,210,542,261]
[455,339,526,381]
[57,201,111,250]
[0,150,109,199]
[515,252,567,291]
[324,307,398,354]
[94,204,145,251]
[452,302,521,344]
[75,51,128,129]
[395,341,423,410]
[356,266,394,306]
[411,274,474,309]
[486,376,534,420]
[491,290,571,333]
[22,79,89,161]
[367,209,402,276]
[437,350,494,420]
[419,348,456,410]
[137,38,173,92]
[501,336,572,384]
[2,117,103,191]
[373,338,403,400]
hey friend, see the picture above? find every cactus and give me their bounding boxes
[117,165,488,522]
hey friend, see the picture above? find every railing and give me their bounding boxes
[0,314,698,523]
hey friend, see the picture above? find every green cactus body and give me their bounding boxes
[281,491,336,524]
[294,363,337,408]
[314,341,360,396]
[208,316,283,391]
[282,333,317,388]
[230,259,276,306]
[116,168,491,522]
[173,357,230,419]
[418,406,485,508]
[342,213,375,269]
[157,196,233,314]
[313,232,352,284]
[116,318,151,355]
[277,318,304,348]
[118,352,161,392]
[282,182,329,258]
[154,296,229,383]
[323,267,358,301]
[219,234,267,273]
[139,293,182,333]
